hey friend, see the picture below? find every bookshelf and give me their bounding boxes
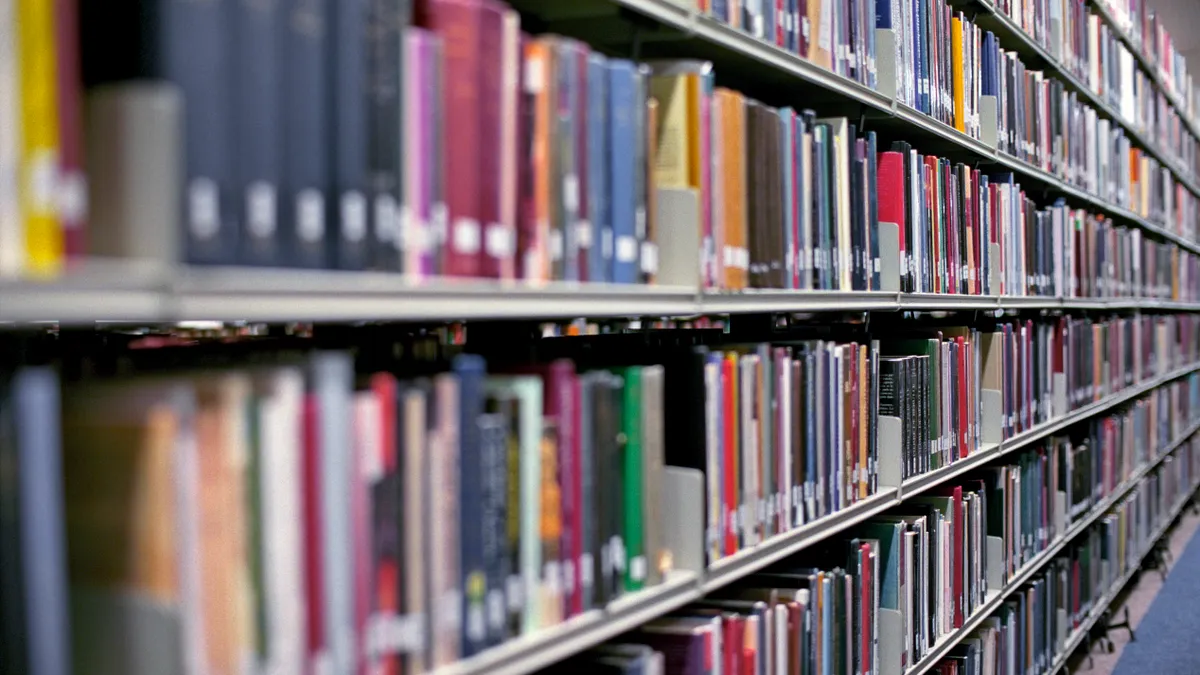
[7,0,1200,674]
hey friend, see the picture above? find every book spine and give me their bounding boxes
[454,355,488,657]
[477,2,507,278]
[53,0,85,263]
[233,0,282,267]
[282,0,330,268]
[331,0,371,270]
[365,0,404,271]
[18,0,62,275]
[586,54,609,283]
[0,0,22,277]
[418,0,483,277]
[167,0,235,266]
[608,60,638,284]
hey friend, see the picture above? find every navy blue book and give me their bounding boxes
[586,54,611,283]
[233,0,282,266]
[330,0,371,270]
[454,354,488,657]
[366,0,408,271]
[478,405,510,646]
[282,0,331,268]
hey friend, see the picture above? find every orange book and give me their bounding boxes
[722,90,749,290]
[524,39,554,283]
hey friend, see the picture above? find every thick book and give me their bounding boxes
[282,0,331,268]
[415,0,484,277]
[233,0,282,266]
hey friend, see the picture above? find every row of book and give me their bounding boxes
[550,428,1200,675]
[671,314,1200,566]
[930,444,1200,675]
[991,0,1199,180]
[0,350,683,675]
[690,0,1200,203]
[9,0,1200,290]
[1097,0,1199,125]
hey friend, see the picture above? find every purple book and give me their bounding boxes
[403,28,440,278]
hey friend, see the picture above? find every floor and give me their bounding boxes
[1066,501,1200,675]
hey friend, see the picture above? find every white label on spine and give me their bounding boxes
[396,204,412,251]
[612,536,627,571]
[524,57,544,92]
[487,590,505,632]
[641,242,658,274]
[576,220,593,248]
[188,177,220,240]
[452,217,481,254]
[485,224,512,258]
[439,590,462,631]
[580,553,595,588]
[375,194,397,243]
[563,559,575,595]
[297,189,325,243]
[58,171,87,226]
[616,235,638,263]
[247,181,277,239]
[630,555,647,583]
[341,191,367,243]
[564,175,580,214]
[466,605,486,643]
[549,229,564,260]
[506,575,524,612]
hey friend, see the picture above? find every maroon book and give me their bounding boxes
[477,1,507,278]
[416,0,484,277]
[54,0,86,261]
[516,32,537,281]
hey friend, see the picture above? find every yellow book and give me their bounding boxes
[649,74,692,189]
[17,0,62,276]
[951,17,966,134]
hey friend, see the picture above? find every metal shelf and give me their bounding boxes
[4,265,1200,324]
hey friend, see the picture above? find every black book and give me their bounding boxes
[233,0,283,266]
[330,0,371,269]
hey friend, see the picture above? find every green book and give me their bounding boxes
[619,366,645,592]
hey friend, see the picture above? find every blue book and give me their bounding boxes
[917,0,929,114]
[330,0,371,270]
[365,0,406,271]
[781,108,796,289]
[587,54,611,283]
[233,0,282,266]
[764,0,776,44]
[607,60,639,284]
[282,0,331,268]
[454,354,489,657]
[711,0,727,23]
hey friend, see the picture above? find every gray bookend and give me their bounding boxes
[988,242,1001,295]
[981,389,1004,445]
[1052,372,1068,420]
[85,83,182,265]
[878,608,906,675]
[877,415,904,489]
[987,535,1005,590]
[878,221,901,292]
[656,188,701,288]
[980,96,999,149]
[875,29,900,102]
[662,466,705,574]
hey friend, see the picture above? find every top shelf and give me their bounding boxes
[521,0,1200,207]
[1087,0,1200,142]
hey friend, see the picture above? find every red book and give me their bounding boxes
[54,0,86,260]
[477,1,506,278]
[956,335,967,460]
[370,374,401,675]
[952,486,964,627]
[723,356,739,556]
[303,395,327,668]
[877,151,907,282]
[416,0,485,277]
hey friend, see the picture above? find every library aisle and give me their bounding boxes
[1104,505,1200,675]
